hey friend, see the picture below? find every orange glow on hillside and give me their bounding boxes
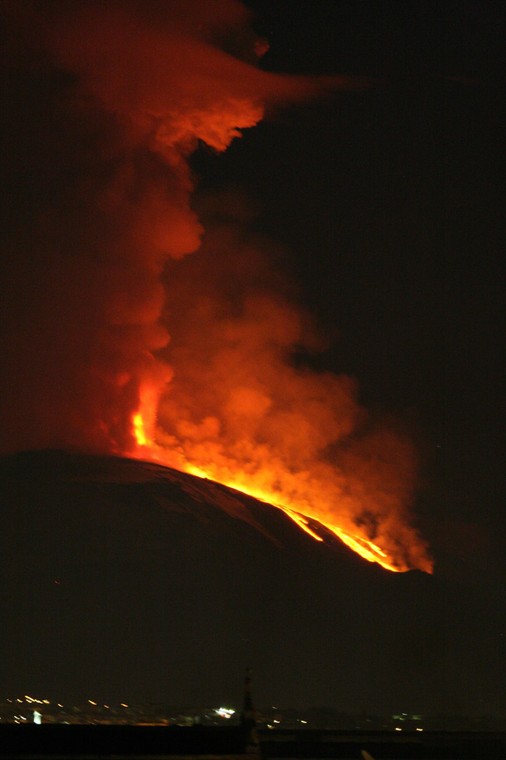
[130,405,425,574]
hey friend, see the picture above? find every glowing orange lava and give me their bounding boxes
[132,413,148,447]
[130,407,409,573]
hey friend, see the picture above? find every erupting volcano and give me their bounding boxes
[128,401,425,573]
[1,0,431,575]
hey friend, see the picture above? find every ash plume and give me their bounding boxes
[0,0,301,452]
[0,0,432,571]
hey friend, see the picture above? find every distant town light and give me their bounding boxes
[215,707,235,718]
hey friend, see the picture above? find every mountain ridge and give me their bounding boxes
[1,449,434,711]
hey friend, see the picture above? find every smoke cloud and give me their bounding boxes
[0,1,431,571]
[0,0,293,451]
[157,200,431,572]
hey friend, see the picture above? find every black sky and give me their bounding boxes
[189,0,505,581]
[190,0,505,708]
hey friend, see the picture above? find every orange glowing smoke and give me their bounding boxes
[126,218,433,574]
[130,373,430,575]
[1,1,432,574]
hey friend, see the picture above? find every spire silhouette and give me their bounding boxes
[241,667,258,754]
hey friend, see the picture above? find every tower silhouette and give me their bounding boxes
[241,667,258,753]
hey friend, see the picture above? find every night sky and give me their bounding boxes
[183,0,506,595]
[238,0,506,709]
[230,0,505,608]
[1,0,504,718]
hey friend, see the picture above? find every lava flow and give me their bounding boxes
[129,406,427,574]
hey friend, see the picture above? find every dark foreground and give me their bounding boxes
[1,726,505,760]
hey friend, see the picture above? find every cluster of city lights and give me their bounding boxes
[1,696,131,722]
[8,695,53,705]
[392,712,424,732]
[6,698,130,708]
[2,696,58,725]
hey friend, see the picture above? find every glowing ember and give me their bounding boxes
[132,414,149,448]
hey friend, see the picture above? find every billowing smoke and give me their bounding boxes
[0,0,293,451]
[157,198,431,572]
[0,1,432,571]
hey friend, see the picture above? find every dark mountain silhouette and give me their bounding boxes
[0,450,480,714]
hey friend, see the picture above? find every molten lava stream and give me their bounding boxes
[132,413,149,447]
[129,410,405,573]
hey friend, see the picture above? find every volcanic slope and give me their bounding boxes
[1,450,434,710]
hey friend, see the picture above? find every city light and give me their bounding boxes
[214,707,235,719]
